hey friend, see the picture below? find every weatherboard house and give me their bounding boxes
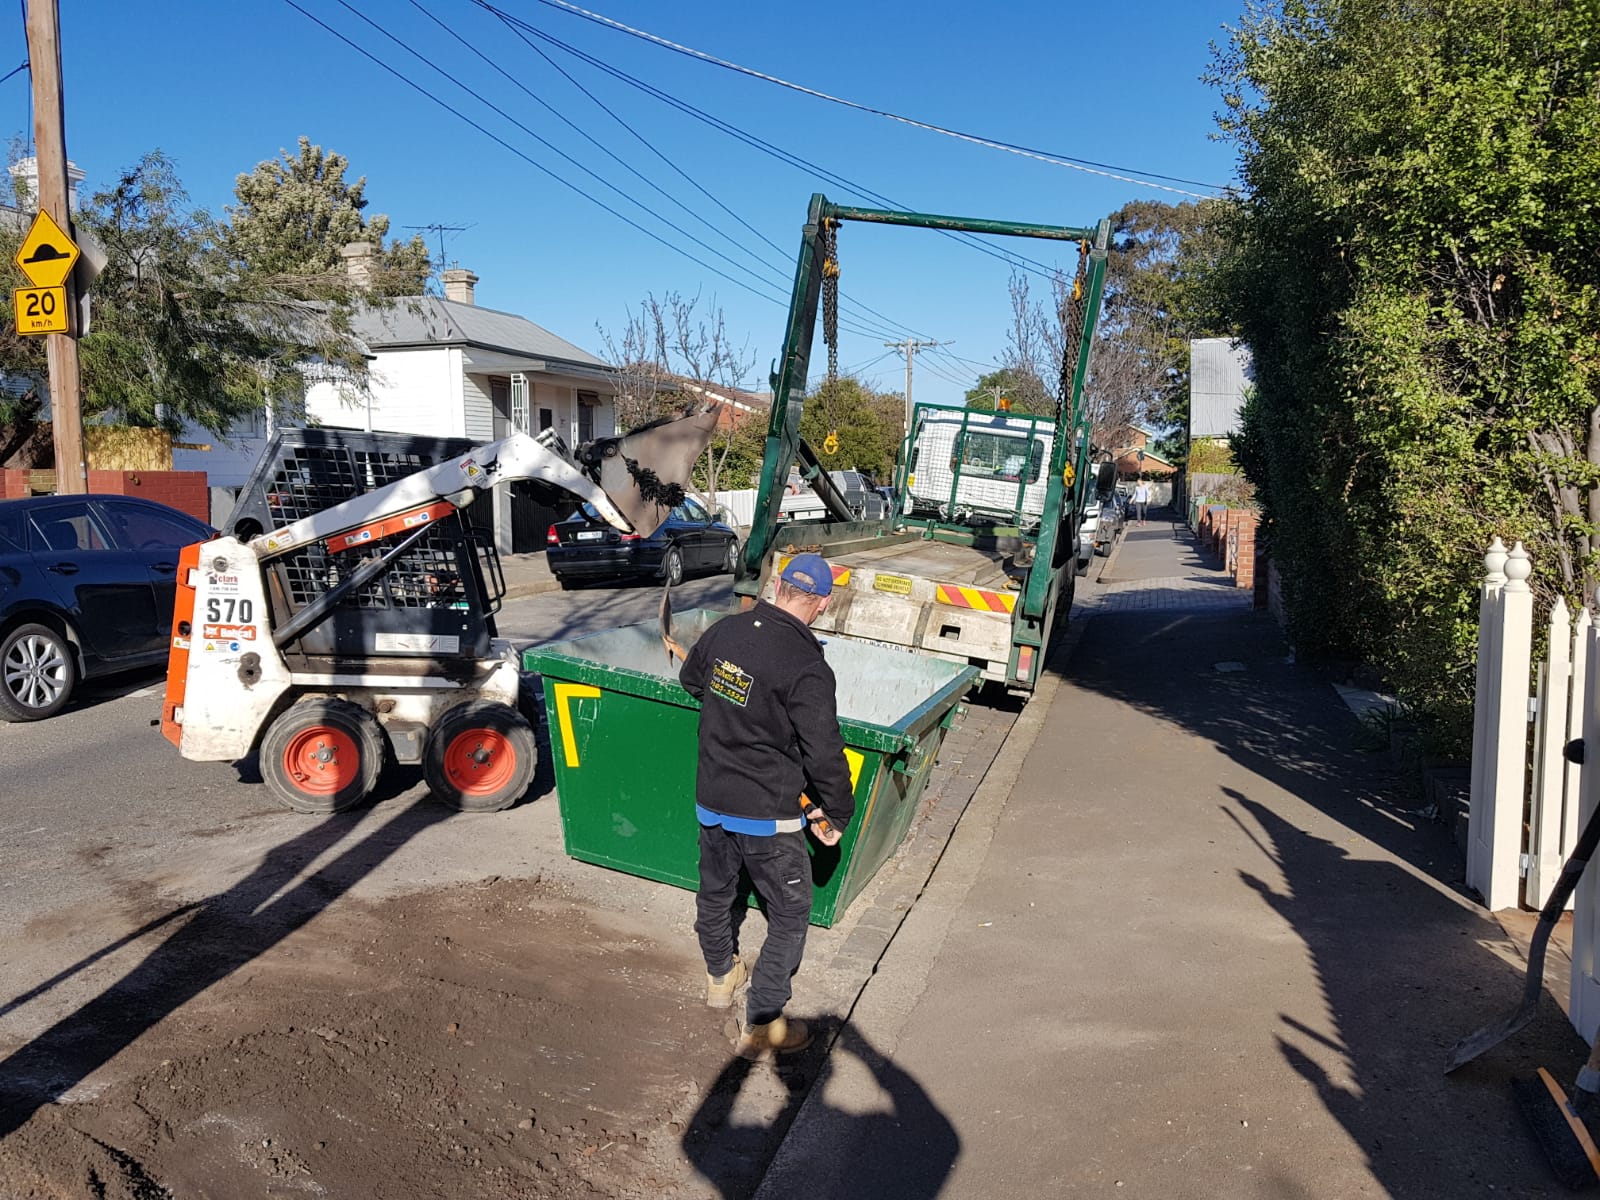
[176,263,619,498]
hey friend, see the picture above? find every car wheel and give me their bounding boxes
[722,539,740,574]
[555,574,577,591]
[0,622,77,721]
[260,697,385,814]
[661,546,684,586]
[424,701,538,813]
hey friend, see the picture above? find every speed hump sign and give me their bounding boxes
[14,285,67,334]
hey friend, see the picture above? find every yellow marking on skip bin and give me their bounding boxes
[553,682,602,767]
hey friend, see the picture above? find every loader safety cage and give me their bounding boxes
[224,429,506,667]
[735,195,1110,692]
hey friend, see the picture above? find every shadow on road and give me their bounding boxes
[0,798,455,1139]
[682,1019,957,1200]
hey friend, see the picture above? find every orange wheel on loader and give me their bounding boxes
[423,701,537,813]
[260,697,385,814]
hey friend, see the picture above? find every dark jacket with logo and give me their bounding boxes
[680,601,856,828]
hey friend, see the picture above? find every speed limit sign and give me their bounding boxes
[14,285,68,335]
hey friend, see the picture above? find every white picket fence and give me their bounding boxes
[1466,538,1600,1039]
[710,488,758,529]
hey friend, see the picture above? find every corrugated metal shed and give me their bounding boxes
[1189,338,1254,438]
[352,297,605,368]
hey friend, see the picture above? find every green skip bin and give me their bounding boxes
[523,610,977,927]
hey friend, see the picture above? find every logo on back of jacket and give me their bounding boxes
[709,658,753,707]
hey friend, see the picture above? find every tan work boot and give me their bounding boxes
[705,957,748,1009]
[736,1015,812,1061]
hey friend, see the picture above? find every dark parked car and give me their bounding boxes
[547,495,739,588]
[0,494,212,721]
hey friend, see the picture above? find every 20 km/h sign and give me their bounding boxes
[15,285,67,334]
[15,209,79,288]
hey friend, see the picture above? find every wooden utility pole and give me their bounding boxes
[886,338,942,439]
[25,0,84,494]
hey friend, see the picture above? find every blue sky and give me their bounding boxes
[13,0,1241,407]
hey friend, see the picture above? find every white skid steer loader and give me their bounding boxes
[161,409,719,815]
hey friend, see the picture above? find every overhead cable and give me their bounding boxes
[511,0,1227,198]
[477,2,1069,283]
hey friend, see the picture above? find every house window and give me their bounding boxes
[538,407,553,431]
[510,373,530,433]
[577,391,597,444]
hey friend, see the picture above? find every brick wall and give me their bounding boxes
[1,468,210,525]
[88,471,210,524]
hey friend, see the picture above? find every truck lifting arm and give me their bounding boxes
[737,194,1110,608]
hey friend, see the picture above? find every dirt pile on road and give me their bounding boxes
[0,877,736,1199]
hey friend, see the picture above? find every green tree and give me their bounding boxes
[1098,199,1233,461]
[224,137,430,299]
[964,367,1044,413]
[1212,0,1600,746]
[801,376,905,480]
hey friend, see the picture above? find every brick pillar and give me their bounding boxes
[1233,513,1259,591]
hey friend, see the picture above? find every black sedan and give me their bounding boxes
[547,496,739,588]
[0,494,212,720]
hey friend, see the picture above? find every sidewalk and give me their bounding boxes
[752,510,1582,1198]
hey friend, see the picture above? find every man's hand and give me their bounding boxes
[806,808,843,847]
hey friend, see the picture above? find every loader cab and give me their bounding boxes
[226,430,505,674]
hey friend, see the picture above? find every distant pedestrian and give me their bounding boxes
[1133,478,1151,525]
[680,553,856,1061]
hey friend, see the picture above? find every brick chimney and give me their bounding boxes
[443,267,478,305]
[341,241,377,288]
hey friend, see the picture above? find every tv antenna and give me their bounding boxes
[405,222,472,268]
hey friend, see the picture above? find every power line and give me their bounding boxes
[386,0,938,344]
[284,1,795,317]
[477,2,1070,285]
[286,0,896,344]
[522,0,1228,197]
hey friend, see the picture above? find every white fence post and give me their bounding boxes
[1468,539,1509,904]
[1575,614,1600,1041]
[1528,599,1571,907]
[1468,540,1534,911]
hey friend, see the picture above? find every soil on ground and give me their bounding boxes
[0,877,763,1200]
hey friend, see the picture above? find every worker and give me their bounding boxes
[679,552,856,1061]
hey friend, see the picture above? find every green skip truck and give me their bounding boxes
[735,195,1111,698]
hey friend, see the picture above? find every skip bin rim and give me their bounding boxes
[522,610,976,754]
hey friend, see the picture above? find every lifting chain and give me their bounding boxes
[1057,239,1091,415]
[820,217,840,384]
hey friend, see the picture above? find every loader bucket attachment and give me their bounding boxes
[590,405,722,539]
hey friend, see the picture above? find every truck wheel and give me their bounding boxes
[424,701,537,813]
[0,622,77,721]
[660,546,684,586]
[261,698,385,814]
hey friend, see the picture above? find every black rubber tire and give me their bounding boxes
[722,539,740,574]
[555,574,577,591]
[260,697,385,815]
[0,621,77,721]
[660,546,684,586]
[423,701,538,813]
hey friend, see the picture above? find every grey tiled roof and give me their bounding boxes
[1189,338,1254,438]
[352,297,606,367]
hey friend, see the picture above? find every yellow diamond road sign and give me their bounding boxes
[15,210,79,288]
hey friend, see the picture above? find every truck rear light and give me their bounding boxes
[546,524,559,545]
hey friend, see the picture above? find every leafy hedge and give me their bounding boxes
[1215,0,1600,750]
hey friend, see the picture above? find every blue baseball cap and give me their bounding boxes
[780,552,834,597]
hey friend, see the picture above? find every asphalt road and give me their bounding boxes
[0,574,735,1025]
